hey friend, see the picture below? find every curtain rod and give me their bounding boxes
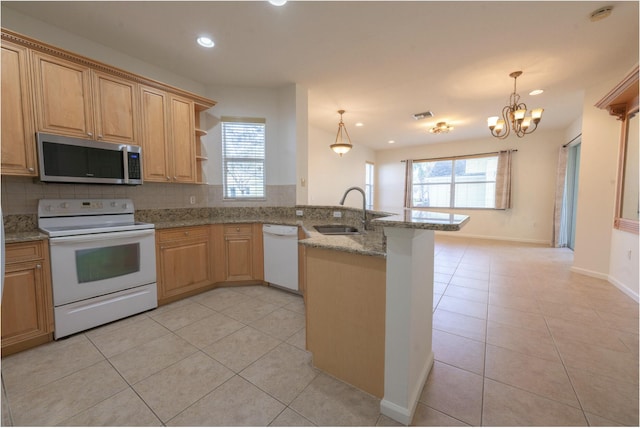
[401,149,517,163]
[563,133,582,148]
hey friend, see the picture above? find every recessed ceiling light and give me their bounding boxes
[269,0,287,6]
[196,36,215,48]
[388,140,396,144]
[529,89,544,96]
[355,122,364,127]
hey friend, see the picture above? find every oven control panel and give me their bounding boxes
[38,199,133,217]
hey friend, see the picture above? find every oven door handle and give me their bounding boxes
[49,229,155,244]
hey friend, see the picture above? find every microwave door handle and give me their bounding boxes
[49,229,154,244]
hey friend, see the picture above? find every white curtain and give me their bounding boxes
[403,159,413,208]
[552,146,569,247]
[495,150,513,210]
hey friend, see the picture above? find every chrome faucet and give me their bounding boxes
[339,186,368,230]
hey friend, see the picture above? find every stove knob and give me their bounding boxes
[122,203,129,209]
[110,202,117,207]
[44,205,52,212]
[97,202,103,208]
[60,202,68,209]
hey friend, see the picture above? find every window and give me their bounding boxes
[365,162,375,210]
[222,118,266,199]
[411,154,499,209]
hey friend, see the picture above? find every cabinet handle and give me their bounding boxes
[166,176,171,181]
[28,167,35,172]
[236,227,240,232]
[184,231,189,236]
[173,176,177,181]
[36,264,42,269]
[98,135,103,139]
[87,132,93,137]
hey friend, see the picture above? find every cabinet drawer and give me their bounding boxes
[5,241,46,263]
[157,226,209,243]
[224,224,252,236]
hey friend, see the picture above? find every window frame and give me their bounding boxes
[365,161,375,210]
[221,117,266,201]
[410,153,499,210]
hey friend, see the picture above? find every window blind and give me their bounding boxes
[221,119,266,199]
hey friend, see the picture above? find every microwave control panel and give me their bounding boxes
[127,152,142,180]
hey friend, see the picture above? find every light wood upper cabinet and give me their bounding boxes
[169,95,196,183]
[31,51,138,144]
[1,240,54,356]
[31,51,94,138]
[140,85,171,182]
[1,41,37,176]
[92,71,138,143]
[140,88,197,183]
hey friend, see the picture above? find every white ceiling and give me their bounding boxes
[4,1,639,150]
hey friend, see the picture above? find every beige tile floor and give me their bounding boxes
[2,235,638,426]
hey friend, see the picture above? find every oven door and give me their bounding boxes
[49,229,156,306]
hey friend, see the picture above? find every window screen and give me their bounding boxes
[221,118,266,199]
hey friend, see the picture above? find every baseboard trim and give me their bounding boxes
[608,274,639,303]
[435,231,550,245]
[571,266,639,303]
[380,352,434,425]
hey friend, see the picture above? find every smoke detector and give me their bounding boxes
[590,6,613,22]
[413,111,434,120]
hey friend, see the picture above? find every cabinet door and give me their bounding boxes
[225,235,253,281]
[31,51,94,138]
[1,41,37,176]
[158,238,211,300]
[140,85,171,182]
[169,95,196,183]
[92,71,138,144]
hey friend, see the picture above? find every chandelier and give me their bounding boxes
[487,71,544,139]
[331,110,353,156]
[430,121,454,134]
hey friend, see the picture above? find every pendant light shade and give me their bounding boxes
[331,110,353,156]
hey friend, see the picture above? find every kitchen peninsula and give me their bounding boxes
[301,209,469,425]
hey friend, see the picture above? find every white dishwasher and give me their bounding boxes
[263,224,299,292]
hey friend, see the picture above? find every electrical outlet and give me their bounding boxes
[333,211,342,218]
[189,196,196,205]
[296,210,304,216]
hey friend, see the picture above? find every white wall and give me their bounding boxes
[203,85,297,187]
[375,129,564,244]
[307,125,376,209]
[572,74,624,278]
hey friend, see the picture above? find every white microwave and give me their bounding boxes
[36,132,142,185]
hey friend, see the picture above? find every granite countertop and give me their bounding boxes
[371,208,470,231]
[4,230,49,244]
[3,207,469,257]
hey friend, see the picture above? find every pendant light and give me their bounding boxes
[331,110,353,156]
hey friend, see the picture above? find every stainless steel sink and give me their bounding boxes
[314,225,360,235]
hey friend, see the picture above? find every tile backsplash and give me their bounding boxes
[1,176,296,215]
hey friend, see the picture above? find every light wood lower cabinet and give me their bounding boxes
[156,226,213,304]
[1,240,54,356]
[222,224,263,282]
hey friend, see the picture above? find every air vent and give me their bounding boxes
[413,111,434,120]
